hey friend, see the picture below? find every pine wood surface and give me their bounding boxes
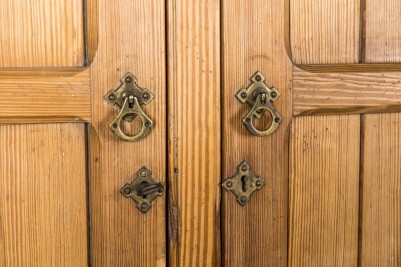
[89,0,167,266]
[167,0,221,265]
[360,113,401,266]
[0,68,90,122]
[0,123,88,266]
[289,115,360,266]
[365,0,401,62]
[292,67,401,116]
[221,0,292,266]
[290,0,360,64]
[0,0,85,67]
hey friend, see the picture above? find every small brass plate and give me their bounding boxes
[222,161,265,207]
[104,73,154,141]
[236,72,281,137]
[120,166,164,213]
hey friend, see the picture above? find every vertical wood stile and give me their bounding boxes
[167,0,221,265]
[89,0,167,266]
[361,18,401,265]
[222,0,292,266]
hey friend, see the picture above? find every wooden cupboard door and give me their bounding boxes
[218,0,401,266]
[0,1,90,266]
[288,0,401,266]
[0,0,167,266]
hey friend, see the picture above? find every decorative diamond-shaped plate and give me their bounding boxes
[222,161,265,207]
[120,166,163,213]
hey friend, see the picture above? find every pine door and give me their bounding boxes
[1,0,401,267]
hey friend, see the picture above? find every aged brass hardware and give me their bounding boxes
[236,71,281,137]
[120,166,164,213]
[105,73,154,141]
[222,161,265,206]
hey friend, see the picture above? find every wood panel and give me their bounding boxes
[289,115,360,266]
[222,0,292,266]
[0,0,85,67]
[0,68,90,122]
[290,0,360,64]
[89,0,167,266]
[293,67,401,116]
[0,123,88,266]
[365,0,401,62]
[167,0,221,265]
[360,113,401,266]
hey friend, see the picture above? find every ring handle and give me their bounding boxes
[242,93,281,137]
[109,96,153,142]
[105,73,154,142]
[236,71,282,137]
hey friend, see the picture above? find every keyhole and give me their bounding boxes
[241,176,248,192]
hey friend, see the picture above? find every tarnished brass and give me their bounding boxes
[222,161,265,206]
[236,71,281,137]
[120,166,164,214]
[105,73,154,141]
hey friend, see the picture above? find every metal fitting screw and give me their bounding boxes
[125,76,133,83]
[141,203,148,210]
[108,94,116,100]
[124,188,131,194]
[255,75,262,81]
[241,165,248,171]
[256,181,263,187]
[143,93,149,99]
[226,181,233,188]
[240,196,247,203]
[241,92,247,98]
[271,91,277,98]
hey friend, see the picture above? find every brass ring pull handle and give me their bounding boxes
[109,96,153,141]
[236,71,281,137]
[243,93,281,137]
[105,73,154,142]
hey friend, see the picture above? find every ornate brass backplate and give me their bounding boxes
[236,71,281,137]
[222,161,265,206]
[104,73,154,142]
[120,166,164,213]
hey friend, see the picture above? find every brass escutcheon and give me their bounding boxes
[104,73,154,142]
[222,161,265,206]
[236,71,281,137]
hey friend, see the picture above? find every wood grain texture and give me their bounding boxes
[296,63,401,73]
[167,0,221,265]
[293,67,401,116]
[0,0,85,67]
[289,115,360,266]
[89,0,167,266]
[86,0,99,64]
[222,0,292,266]
[0,68,90,122]
[365,0,401,62]
[0,123,88,266]
[290,0,360,64]
[360,113,401,266]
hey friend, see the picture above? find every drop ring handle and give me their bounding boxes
[109,95,153,142]
[243,93,281,137]
[236,71,282,137]
[104,73,155,142]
